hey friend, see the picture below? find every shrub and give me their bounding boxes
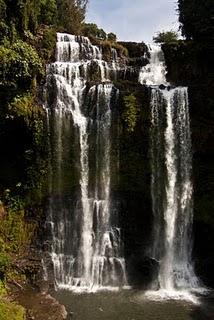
[0,0,6,20]
[57,0,87,34]
[39,0,57,25]
[0,253,10,277]
[39,27,56,62]
[0,301,25,320]
[122,94,139,132]
[153,30,179,44]
[0,280,6,296]
[0,198,36,253]
[82,23,107,40]
[0,40,43,87]
[98,40,128,61]
[107,32,117,42]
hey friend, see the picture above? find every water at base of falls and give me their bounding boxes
[44,33,127,292]
[139,46,203,301]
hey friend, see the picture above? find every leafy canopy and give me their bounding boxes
[82,23,117,42]
[178,0,214,41]
[153,31,179,44]
[0,40,43,87]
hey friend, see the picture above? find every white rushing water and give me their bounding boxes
[139,45,168,86]
[45,33,127,292]
[139,45,202,302]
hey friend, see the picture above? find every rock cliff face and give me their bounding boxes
[114,82,153,288]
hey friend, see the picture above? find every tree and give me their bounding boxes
[57,0,88,34]
[0,40,43,88]
[178,0,214,41]
[39,0,57,25]
[107,32,117,42]
[82,23,107,40]
[0,0,6,20]
[153,31,178,44]
[3,0,41,35]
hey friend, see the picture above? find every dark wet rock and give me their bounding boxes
[127,255,159,289]
[159,84,166,90]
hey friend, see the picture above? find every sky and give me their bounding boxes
[86,0,179,43]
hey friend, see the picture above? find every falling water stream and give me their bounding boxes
[139,45,202,301]
[44,33,127,292]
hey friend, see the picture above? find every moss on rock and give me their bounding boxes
[0,300,25,320]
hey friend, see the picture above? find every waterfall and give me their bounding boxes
[150,88,199,291]
[139,46,200,299]
[44,33,127,292]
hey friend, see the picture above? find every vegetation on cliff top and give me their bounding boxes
[178,0,214,41]
[82,23,117,41]
[153,30,179,44]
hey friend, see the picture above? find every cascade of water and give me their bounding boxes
[111,48,119,79]
[139,45,168,86]
[45,33,127,292]
[151,88,199,291]
[139,45,200,299]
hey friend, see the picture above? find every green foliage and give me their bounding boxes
[9,94,43,125]
[3,189,24,212]
[58,0,88,34]
[82,23,107,40]
[21,0,41,33]
[8,94,48,201]
[0,200,27,320]
[0,203,36,253]
[0,254,10,276]
[178,0,214,41]
[3,0,40,35]
[0,0,7,40]
[39,0,57,25]
[0,275,25,319]
[83,23,126,60]
[107,32,117,42]
[153,30,179,44]
[83,24,117,42]
[39,27,56,61]
[0,21,9,41]
[0,0,90,207]
[0,0,6,20]
[0,300,25,320]
[111,42,128,57]
[0,40,43,88]
[122,94,139,132]
[0,251,10,282]
[0,280,6,296]
[1,0,89,40]
[98,40,128,61]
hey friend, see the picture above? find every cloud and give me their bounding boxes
[86,0,179,43]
